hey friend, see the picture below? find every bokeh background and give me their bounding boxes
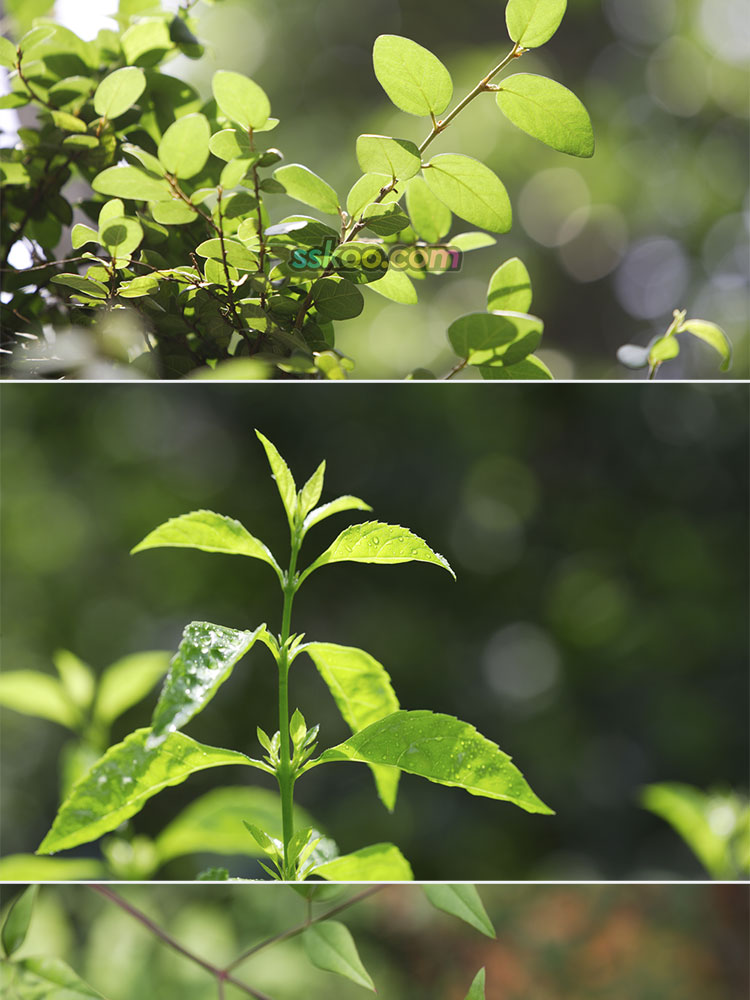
[1,382,748,879]
[2,0,748,378]
[1,882,747,1000]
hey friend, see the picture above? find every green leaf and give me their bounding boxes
[405,176,452,243]
[648,336,680,365]
[464,968,486,1000]
[49,110,86,133]
[155,786,317,863]
[373,34,453,117]
[356,135,421,180]
[92,165,172,202]
[157,112,211,179]
[368,267,418,305]
[298,462,326,520]
[274,164,339,215]
[302,921,375,992]
[0,956,108,998]
[487,257,532,313]
[131,509,280,577]
[304,642,400,810]
[121,17,172,66]
[506,0,567,48]
[0,671,77,728]
[37,729,261,854]
[346,173,403,218]
[496,74,594,157]
[195,238,258,271]
[423,885,495,938]
[212,69,270,130]
[208,128,254,162]
[93,66,146,119]
[449,312,543,367]
[679,319,732,371]
[93,651,170,725]
[312,843,413,881]
[319,710,553,813]
[2,886,38,957]
[100,216,144,263]
[118,274,162,297]
[302,496,373,534]
[423,154,511,233]
[53,650,94,713]
[0,855,106,881]
[71,224,99,250]
[0,36,16,69]
[450,232,497,252]
[255,430,297,529]
[302,521,454,582]
[479,355,554,380]
[50,274,108,299]
[148,622,264,748]
[312,277,364,321]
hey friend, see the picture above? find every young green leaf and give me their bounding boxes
[302,921,376,992]
[679,319,732,371]
[92,165,172,202]
[406,176,452,243]
[450,232,497,252]
[487,257,532,313]
[148,622,265,748]
[369,267,418,305]
[423,885,495,938]
[274,164,340,215]
[93,66,146,120]
[373,34,453,117]
[356,135,422,180]
[423,155,512,233]
[1,956,108,998]
[0,855,106,881]
[311,842,414,881]
[212,69,270,130]
[37,729,263,854]
[0,36,16,70]
[53,650,94,713]
[318,710,553,813]
[208,128,254,162]
[479,355,554,380]
[298,461,326,521]
[301,521,455,582]
[449,312,543,367]
[93,651,170,726]
[122,17,172,66]
[312,278,365,321]
[496,74,594,157]
[2,885,38,957]
[304,642,400,810]
[302,496,373,534]
[157,112,211,178]
[131,509,281,577]
[255,430,297,529]
[155,786,317,863]
[506,0,567,48]
[649,336,680,366]
[464,968,486,1000]
[0,671,78,729]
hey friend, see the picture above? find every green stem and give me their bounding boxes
[277,529,301,876]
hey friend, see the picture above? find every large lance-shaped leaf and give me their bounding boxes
[0,957,108,998]
[506,0,567,48]
[304,642,400,810]
[157,112,211,178]
[37,729,260,854]
[301,521,454,582]
[318,710,553,813]
[312,842,414,881]
[131,509,281,577]
[423,885,495,938]
[423,155,511,233]
[93,66,146,119]
[155,786,317,863]
[449,312,543,368]
[255,430,297,528]
[148,622,265,749]
[212,69,270,130]
[373,34,453,117]
[302,496,373,535]
[302,921,375,992]
[496,74,594,158]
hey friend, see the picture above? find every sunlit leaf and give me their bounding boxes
[373,34,453,117]
[93,66,145,119]
[275,164,340,215]
[93,651,170,725]
[157,112,211,178]
[0,855,106,881]
[497,74,594,157]
[0,671,77,729]
[506,0,567,48]
[298,461,326,520]
[302,496,373,534]
[0,956,108,998]
[212,69,270,130]
[302,921,375,992]
[301,521,454,581]
[356,135,422,180]
[487,257,532,313]
[92,165,172,202]
[255,430,297,529]
[312,842,413,881]
[405,175,452,243]
[423,155,511,233]
[1,886,38,957]
[679,319,732,371]
[449,311,542,367]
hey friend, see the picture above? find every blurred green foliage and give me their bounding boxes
[0,882,746,1000]
[0,383,747,878]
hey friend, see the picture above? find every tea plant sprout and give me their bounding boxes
[37,432,552,881]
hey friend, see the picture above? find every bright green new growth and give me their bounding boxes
[1,0,601,380]
[37,432,551,881]
[618,308,732,379]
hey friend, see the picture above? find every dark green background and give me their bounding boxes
[1,382,747,879]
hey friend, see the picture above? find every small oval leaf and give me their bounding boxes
[423,154,512,233]
[506,0,567,48]
[157,112,211,178]
[373,34,453,117]
[212,69,270,130]
[93,66,146,120]
[496,74,594,158]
